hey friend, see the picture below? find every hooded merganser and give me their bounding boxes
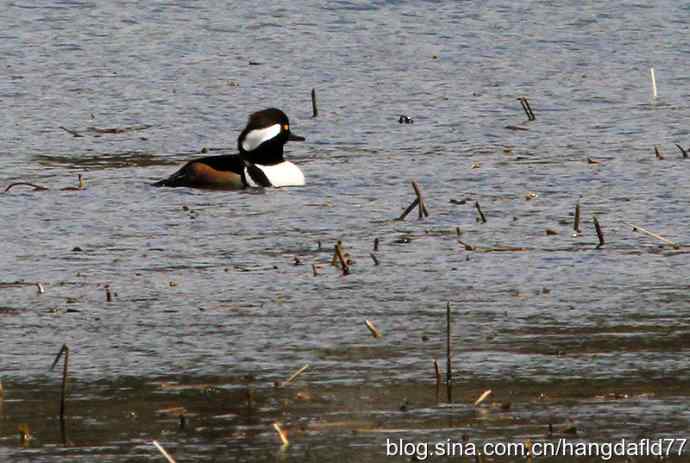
[153,108,305,189]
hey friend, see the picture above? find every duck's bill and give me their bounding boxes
[288,132,305,142]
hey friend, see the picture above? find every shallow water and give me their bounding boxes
[2,1,690,461]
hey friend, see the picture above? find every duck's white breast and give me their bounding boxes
[244,161,305,187]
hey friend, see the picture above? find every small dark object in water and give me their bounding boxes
[517,96,535,121]
[399,115,414,124]
[674,143,688,159]
[655,145,664,160]
[71,246,83,252]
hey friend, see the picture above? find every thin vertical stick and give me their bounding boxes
[446,302,452,403]
[650,67,657,98]
[152,440,177,463]
[373,238,379,251]
[50,344,69,420]
[433,359,441,403]
[475,201,487,223]
[593,216,605,248]
[574,201,581,234]
[311,88,318,117]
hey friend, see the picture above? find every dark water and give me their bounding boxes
[2,1,690,461]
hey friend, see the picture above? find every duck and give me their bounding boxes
[153,108,305,189]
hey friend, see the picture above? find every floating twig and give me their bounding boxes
[50,344,69,421]
[475,201,487,223]
[278,364,310,387]
[593,215,605,248]
[474,389,493,406]
[365,320,382,338]
[311,88,318,118]
[446,302,452,403]
[273,422,289,446]
[457,239,474,251]
[411,181,429,218]
[574,201,581,234]
[59,126,83,138]
[650,67,657,99]
[4,182,49,192]
[655,145,664,160]
[505,125,529,131]
[152,440,177,463]
[675,144,688,159]
[626,223,680,249]
[86,124,152,134]
[369,253,379,266]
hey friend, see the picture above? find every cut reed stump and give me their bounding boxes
[311,88,318,117]
[593,216,605,248]
[446,302,453,403]
[573,201,581,235]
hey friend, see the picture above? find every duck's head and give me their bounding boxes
[238,108,305,165]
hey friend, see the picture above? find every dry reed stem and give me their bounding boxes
[152,440,177,463]
[365,320,382,338]
[626,223,680,249]
[474,389,493,406]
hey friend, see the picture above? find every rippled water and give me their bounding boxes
[2,1,690,461]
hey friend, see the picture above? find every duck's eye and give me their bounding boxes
[283,124,289,131]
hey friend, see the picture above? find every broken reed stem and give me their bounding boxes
[281,364,310,387]
[334,243,350,275]
[433,359,441,403]
[311,88,318,118]
[574,201,581,234]
[626,223,680,249]
[370,253,379,265]
[411,181,429,218]
[50,344,69,420]
[152,440,177,463]
[675,144,688,159]
[373,237,379,251]
[650,67,657,99]
[398,198,420,221]
[475,201,487,223]
[593,215,605,248]
[105,285,112,302]
[446,302,452,403]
